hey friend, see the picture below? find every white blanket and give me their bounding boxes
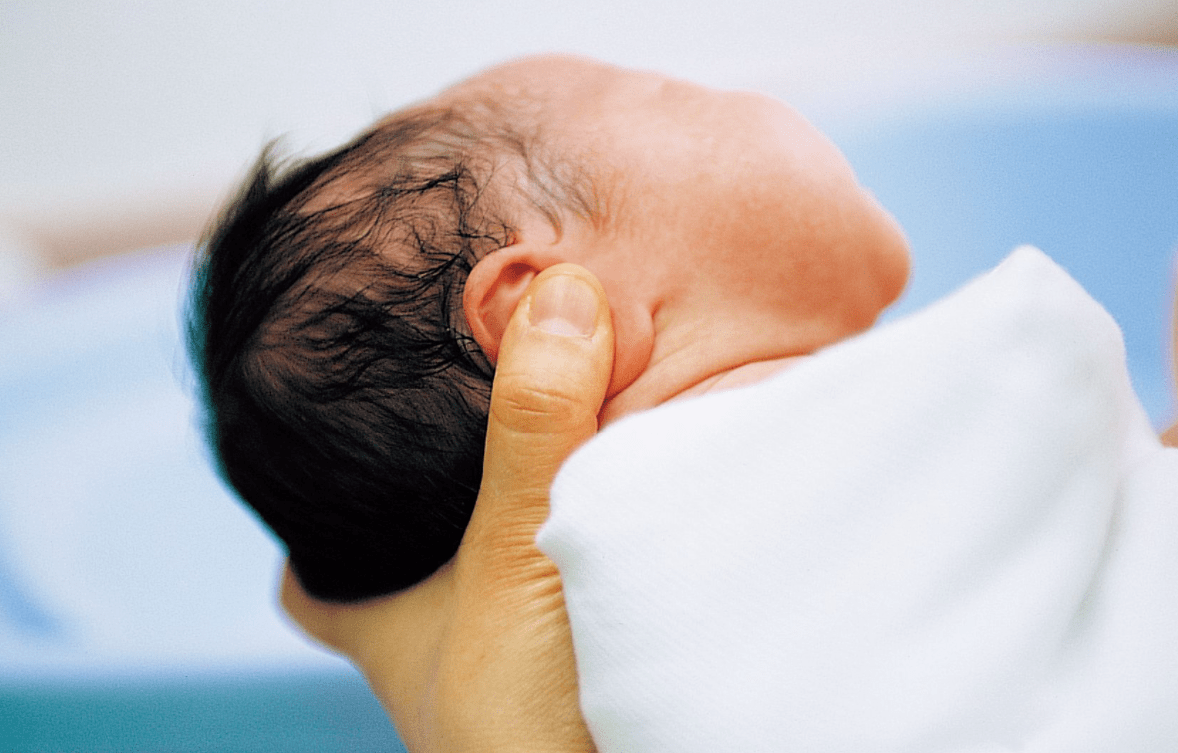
[538,247,1178,752]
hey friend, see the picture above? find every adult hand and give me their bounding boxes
[280,264,614,752]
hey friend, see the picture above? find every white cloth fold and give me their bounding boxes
[538,247,1178,752]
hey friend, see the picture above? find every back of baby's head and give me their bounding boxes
[190,99,581,601]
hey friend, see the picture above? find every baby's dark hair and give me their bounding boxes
[188,100,596,601]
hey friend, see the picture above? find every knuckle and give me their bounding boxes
[490,379,594,433]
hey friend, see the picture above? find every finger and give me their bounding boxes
[464,264,614,555]
[441,264,609,753]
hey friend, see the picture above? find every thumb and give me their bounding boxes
[464,264,614,554]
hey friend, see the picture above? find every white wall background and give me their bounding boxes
[1,0,1175,282]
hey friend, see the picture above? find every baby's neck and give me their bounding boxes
[671,355,807,402]
[598,354,806,428]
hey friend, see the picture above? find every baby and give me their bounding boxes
[188,54,910,601]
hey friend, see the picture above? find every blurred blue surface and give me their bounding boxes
[0,246,405,748]
[820,47,1178,426]
[0,672,405,752]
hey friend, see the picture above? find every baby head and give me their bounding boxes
[189,55,909,602]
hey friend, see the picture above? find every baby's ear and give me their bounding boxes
[464,245,561,364]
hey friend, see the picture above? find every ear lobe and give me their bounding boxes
[464,247,553,364]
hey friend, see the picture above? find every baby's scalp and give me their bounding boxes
[190,83,611,601]
[192,54,909,601]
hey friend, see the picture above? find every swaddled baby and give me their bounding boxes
[189,53,923,601]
